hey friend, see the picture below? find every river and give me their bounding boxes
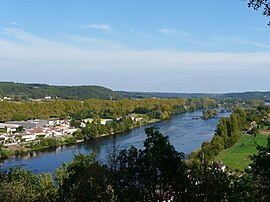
[1,110,230,174]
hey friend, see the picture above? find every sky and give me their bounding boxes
[0,0,270,93]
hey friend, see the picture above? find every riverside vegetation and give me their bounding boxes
[201,109,218,120]
[0,98,262,157]
[190,105,270,162]
[0,98,218,157]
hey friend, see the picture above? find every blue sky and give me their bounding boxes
[0,0,270,93]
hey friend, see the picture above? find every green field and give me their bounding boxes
[214,134,269,171]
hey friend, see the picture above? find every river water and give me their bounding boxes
[1,110,230,174]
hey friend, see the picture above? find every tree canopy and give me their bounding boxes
[247,0,270,25]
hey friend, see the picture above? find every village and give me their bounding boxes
[0,114,145,148]
[0,119,78,146]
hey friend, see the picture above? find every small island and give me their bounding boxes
[202,109,218,120]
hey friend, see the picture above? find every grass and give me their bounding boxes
[214,133,268,171]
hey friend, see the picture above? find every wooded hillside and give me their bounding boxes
[0,82,120,100]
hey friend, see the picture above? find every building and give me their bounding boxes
[100,119,113,125]
[6,120,49,129]
[216,161,226,172]
[0,123,20,133]
[83,118,94,124]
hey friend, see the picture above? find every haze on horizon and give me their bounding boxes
[0,0,270,93]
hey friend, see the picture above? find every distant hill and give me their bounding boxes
[222,92,270,101]
[118,91,270,100]
[1,82,269,101]
[0,82,121,100]
[117,91,221,99]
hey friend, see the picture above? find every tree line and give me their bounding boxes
[0,98,218,122]
[0,82,120,100]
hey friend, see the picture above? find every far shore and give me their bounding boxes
[1,118,162,159]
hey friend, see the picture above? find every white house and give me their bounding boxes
[83,118,94,124]
[135,117,143,122]
[21,134,37,142]
[100,119,113,125]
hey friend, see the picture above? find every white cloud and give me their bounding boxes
[159,28,175,34]
[69,23,111,31]
[1,27,270,92]
[11,22,19,26]
[229,38,270,49]
[63,35,127,50]
[83,23,111,30]
[159,28,190,36]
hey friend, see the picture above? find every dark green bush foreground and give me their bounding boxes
[1,126,270,202]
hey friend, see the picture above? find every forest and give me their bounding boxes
[0,98,218,122]
[0,82,120,100]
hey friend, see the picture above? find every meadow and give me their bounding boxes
[214,133,269,171]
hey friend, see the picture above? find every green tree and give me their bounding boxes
[112,126,188,201]
[248,137,270,201]
[0,168,57,202]
[56,153,110,202]
[183,162,234,201]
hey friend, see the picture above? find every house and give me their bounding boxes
[100,119,113,125]
[83,118,113,125]
[0,123,21,133]
[48,120,55,126]
[3,97,11,100]
[216,161,226,172]
[20,127,48,142]
[128,114,144,122]
[135,117,143,122]
[83,118,94,124]
[65,128,77,135]
[21,134,37,142]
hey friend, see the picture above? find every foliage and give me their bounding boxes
[247,0,270,25]
[191,104,270,162]
[248,137,270,200]
[110,126,188,201]
[56,153,110,202]
[0,97,216,121]
[184,161,235,201]
[202,109,217,120]
[0,168,57,202]
[0,82,119,100]
[119,90,270,101]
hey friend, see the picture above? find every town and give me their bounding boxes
[0,115,146,153]
[0,119,78,146]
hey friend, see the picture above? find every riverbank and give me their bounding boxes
[0,117,163,159]
[214,133,268,171]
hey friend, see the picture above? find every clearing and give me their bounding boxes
[214,133,268,171]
